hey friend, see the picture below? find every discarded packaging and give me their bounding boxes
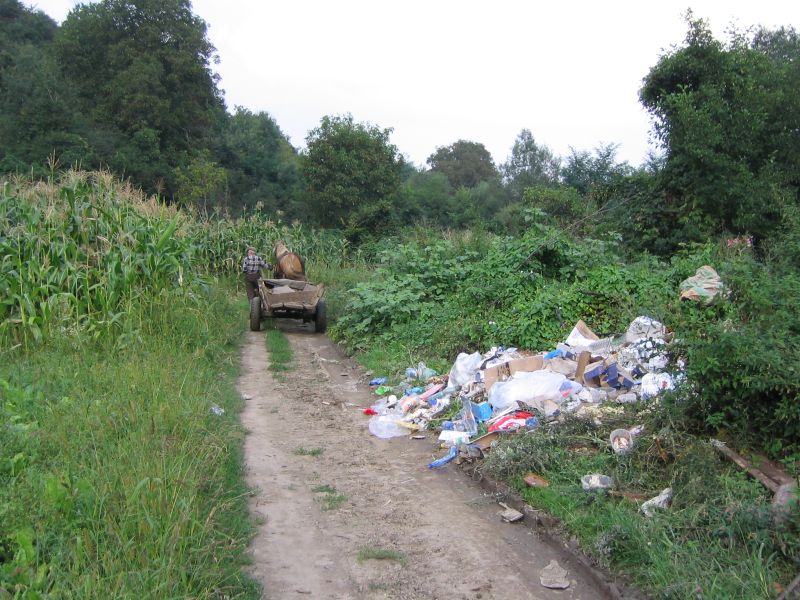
[484,354,545,391]
[488,412,538,432]
[640,488,672,517]
[615,392,638,404]
[488,370,575,413]
[610,429,634,454]
[565,319,600,348]
[540,559,570,589]
[498,502,524,523]
[471,401,493,422]
[625,316,667,344]
[640,372,675,399]
[448,351,483,388]
[210,404,225,416]
[368,377,388,386]
[438,430,470,445]
[523,473,550,488]
[368,413,407,439]
[680,265,726,304]
[581,473,614,491]
[427,445,459,469]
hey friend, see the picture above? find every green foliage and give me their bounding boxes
[640,16,799,248]
[52,0,224,195]
[560,143,633,197]
[214,107,301,216]
[0,171,352,347]
[426,139,498,189]
[172,150,228,213]
[0,172,196,346]
[501,129,561,200]
[301,114,403,229]
[664,249,800,452]
[332,226,675,357]
[0,287,259,599]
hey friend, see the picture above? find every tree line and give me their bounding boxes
[1,0,798,255]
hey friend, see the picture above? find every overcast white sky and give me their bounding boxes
[32,1,800,168]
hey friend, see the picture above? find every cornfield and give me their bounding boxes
[0,170,352,347]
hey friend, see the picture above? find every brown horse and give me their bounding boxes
[273,240,306,281]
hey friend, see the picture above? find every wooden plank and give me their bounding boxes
[711,439,780,493]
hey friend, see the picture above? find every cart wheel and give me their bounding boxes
[250,296,262,331]
[314,299,327,333]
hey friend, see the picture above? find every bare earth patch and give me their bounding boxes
[238,322,614,600]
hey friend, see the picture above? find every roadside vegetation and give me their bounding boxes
[2,1,799,598]
[0,174,344,597]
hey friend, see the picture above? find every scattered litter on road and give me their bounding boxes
[427,445,459,469]
[540,559,570,589]
[498,502,524,523]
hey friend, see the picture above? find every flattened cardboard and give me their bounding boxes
[575,351,591,382]
[484,354,545,391]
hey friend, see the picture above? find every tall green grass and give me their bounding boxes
[0,169,356,597]
[0,287,259,598]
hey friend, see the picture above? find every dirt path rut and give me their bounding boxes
[238,322,613,600]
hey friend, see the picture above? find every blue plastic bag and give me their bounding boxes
[427,445,459,469]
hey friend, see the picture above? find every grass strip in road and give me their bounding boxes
[264,319,292,373]
[294,446,324,457]
[356,547,407,568]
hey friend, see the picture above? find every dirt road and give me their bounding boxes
[238,322,618,600]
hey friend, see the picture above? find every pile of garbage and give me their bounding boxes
[364,316,681,466]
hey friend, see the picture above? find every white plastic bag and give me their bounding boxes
[625,316,667,344]
[488,370,568,412]
[448,351,482,388]
[368,410,407,439]
[641,372,674,399]
[640,488,672,517]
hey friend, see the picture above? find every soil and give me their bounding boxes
[237,320,627,600]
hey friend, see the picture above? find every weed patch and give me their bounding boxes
[294,447,324,457]
[356,546,407,567]
[312,485,348,511]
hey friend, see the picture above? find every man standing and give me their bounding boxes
[241,246,271,300]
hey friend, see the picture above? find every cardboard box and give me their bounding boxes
[484,354,544,391]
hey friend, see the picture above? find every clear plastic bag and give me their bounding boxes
[448,352,483,388]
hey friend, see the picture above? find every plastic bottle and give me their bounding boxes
[460,397,478,436]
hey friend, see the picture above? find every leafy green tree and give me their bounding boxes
[0,1,85,173]
[53,0,224,194]
[561,143,633,197]
[0,43,88,173]
[500,129,560,200]
[213,107,300,215]
[0,0,57,69]
[392,170,453,225]
[300,114,403,227]
[426,140,498,189]
[640,16,799,246]
[173,150,228,213]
